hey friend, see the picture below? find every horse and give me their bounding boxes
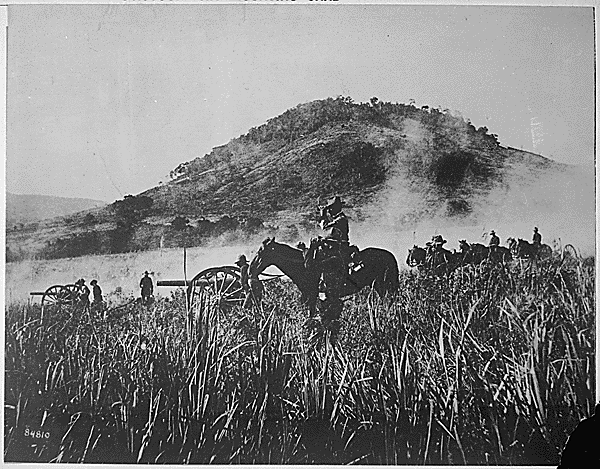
[427,247,461,274]
[507,237,552,259]
[407,244,460,274]
[406,245,427,270]
[489,245,512,264]
[458,240,489,266]
[507,238,519,257]
[249,237,399,316]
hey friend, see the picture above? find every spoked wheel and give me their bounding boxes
[561,244,580,266]
[186,266,245,315]
[41,285,72,308]
[62,284,83,307]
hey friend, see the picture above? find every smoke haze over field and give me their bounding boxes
[7,164,594,302]
[6,243,272,303]
[354,163,595,261]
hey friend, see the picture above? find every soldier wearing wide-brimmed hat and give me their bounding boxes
[432,235,447,247]
[90,279,104,313]
[75,278,90,307]
[235,253,262,309]
[489,230,500,247]
[320,196,349,243]
[140,271,153,306]
[532,227,542,245]
[235,254,250,293]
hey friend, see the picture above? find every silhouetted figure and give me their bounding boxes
[90,280,105,315]
[236,254,262,309]
[90,280,102,304]
[489,230,500,257]
[319,196,358,267]
[533,227,542,245]
[235,254,250,288]
[489,230,500,247]
[320,196,349,243]
[75,278,90,308]
[140,271,153,306]
[557,403,600,469]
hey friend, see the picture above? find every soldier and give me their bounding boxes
[235,254,250,290]
[320,196,349,244]
[432,235,447,250]
[140,271,154,306]
[235,254,261,309]
[319,196,354,267]
[489,230,500,257]
[90,279,103,304]
[75,278,90,308]
[90,280,104,314]
[429,235,448,268]
[532,227,542,246]
[489,230,500,248]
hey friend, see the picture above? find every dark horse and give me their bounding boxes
[407,244,460,274]
[458,240,512,265]
[406,245,427,270]
[507,237,552,260]
[249,237,399,315]
[458,240,489,266]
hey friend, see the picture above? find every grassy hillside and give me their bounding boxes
[6,97,590,262]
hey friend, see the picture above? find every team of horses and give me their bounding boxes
[245,235,554,326]
[406,237,552,273]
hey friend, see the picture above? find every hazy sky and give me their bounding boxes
[6,4,595,202]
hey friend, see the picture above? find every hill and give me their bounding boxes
[6,192,106,227]
[5,97,594,262]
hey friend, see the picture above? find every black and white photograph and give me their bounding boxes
[4,2,596,465]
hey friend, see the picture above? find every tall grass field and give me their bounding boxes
[4,252,595,464]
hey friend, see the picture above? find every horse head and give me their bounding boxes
[406,245,426,267]
[249,237,286,276]
[250,237,319,315]
[458,239,469,252]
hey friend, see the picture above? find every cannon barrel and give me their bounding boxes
[156,280,192,287]
[30,291,45,296]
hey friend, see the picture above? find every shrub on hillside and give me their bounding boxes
[41,231,111,259]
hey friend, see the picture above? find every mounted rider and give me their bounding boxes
[489,230,500,255]
[318,196,358,270]
[532,227,542,245]
[320,196,349,243]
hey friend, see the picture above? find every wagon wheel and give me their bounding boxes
[41,285,72,308]
[62,284,83,307]
[187,266,244,315]
[562,244,579,261]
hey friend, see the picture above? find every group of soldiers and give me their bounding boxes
[68,272,155,313]
[73,278,104,312]
[425,226,542,255]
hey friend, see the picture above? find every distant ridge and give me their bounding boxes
[6,192,107,226]
[5,97,594,261]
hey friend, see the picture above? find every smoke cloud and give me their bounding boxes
[352,163,595,263]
